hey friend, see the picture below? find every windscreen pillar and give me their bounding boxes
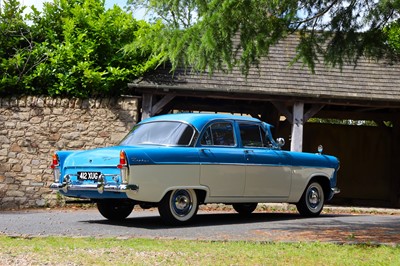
[290,102,304,152]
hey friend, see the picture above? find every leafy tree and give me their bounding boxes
[126,0,400,74]
[0,0,43,90]
[386,21,400,54]
[0,0,161,98]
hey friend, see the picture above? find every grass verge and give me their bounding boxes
[0,235,399,265]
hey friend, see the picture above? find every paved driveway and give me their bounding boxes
[1,207,399,244]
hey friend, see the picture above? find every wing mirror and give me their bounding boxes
[276,138,285,149]
[317,145,323,154]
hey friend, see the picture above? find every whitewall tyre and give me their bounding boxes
[158,189,199,225]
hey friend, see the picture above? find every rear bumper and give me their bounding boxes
[50,174,139,194]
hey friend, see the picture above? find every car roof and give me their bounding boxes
[139,113,262,131]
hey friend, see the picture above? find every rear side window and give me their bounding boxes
[201,122,235,146]
[239,123,268,147]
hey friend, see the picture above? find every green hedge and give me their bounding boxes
[0,0,162,98]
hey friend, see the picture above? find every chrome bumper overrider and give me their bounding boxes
[331,187,340,194]
[50,174,139,194]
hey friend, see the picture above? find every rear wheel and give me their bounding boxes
[296,182,325,217]
[158,189,199,225]
[232,203,258,215]
[97,199,135,221]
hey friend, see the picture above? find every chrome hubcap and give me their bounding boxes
[308,188,320,209]
[172,190,193,217]
[175,195,189,210]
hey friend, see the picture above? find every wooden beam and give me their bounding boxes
[151,94,175,116]
[304,104,325,122]
[170,99,263,115]
[131,85,400,109]
[290,102,304,152]
[141,94,176,120]
[271,101,293,122]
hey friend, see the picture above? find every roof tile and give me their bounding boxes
[135,35,400,103]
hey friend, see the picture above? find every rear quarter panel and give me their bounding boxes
[125,147,204,202]
[125,164,202,202]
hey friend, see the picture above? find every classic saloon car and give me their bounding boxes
[50,113,340,225]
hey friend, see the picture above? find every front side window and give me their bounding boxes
[200,122,235,146]
[120,121,195,146]
[239,123,269,147]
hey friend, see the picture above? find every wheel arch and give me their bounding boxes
[289,172,332,203]
[159,186,209,203]
[308,175,331,203]
[195,189,207,204]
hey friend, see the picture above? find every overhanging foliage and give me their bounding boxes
[127,0,400,75]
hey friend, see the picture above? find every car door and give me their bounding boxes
[239,122,292,198]
[198,121,246,197]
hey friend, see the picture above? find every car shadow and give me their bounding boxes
[84,211,344,230]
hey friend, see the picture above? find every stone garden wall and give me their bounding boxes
[0,96,139,210]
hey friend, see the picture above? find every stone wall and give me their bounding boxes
[0,96,139,210]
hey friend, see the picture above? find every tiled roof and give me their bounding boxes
[131,34,400,106]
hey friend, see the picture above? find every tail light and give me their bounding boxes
[117,150,129,184]
[50,153,59,169]
[51,153,61,182]
[117,150,127,169]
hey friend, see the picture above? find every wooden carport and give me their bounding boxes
[128,35,400,208]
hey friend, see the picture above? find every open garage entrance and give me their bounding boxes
[128,35,400,208]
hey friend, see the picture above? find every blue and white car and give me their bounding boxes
[50,113,340,225]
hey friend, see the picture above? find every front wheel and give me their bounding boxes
[232,203,258,215]
[158,189,199,225]
[97,199,135,221]
[296,182,325,217]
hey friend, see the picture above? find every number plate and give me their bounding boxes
[77,172,101,181]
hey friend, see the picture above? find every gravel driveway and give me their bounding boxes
[1,206,400,245]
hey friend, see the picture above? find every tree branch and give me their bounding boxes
[291,0,340,27]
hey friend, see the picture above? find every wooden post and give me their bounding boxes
[390,118,400,207]
[290,102,304,152]
[141,94,153,121]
